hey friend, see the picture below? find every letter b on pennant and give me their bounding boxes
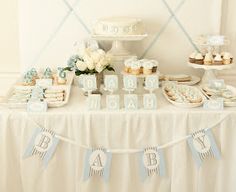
[35,131,53,152]
[143,148,159,170]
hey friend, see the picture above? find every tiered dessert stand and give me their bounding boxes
[91,34,147,67]
[188,62,234,84]
[188,36,234,84]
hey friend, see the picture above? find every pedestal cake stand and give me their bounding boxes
[188,62,234,84]
[92,34,147,63]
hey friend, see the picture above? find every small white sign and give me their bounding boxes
[207,35,225,45]
[143,94,157,109]
[87,94,101,110]
[106,95,120,110]
[104,75,118,92]
[123,75,137,91]
[27,101,48,112]
[83,75,97,92]
[144,75,159,91]
[36,79,53,87]
[203,99,224,110]
[209,79,225,90]
[124,94,138,110]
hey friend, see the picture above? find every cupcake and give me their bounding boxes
[195,53,204,64]
[57,68,67,85]
[124,57,137,73]
[230,53,234,63]
[131,62,141,75]
[189,52,197,63]
[204,53,213,65]
[43,67,53,79]
[220,52,225,58]
[150,60,159,72]
[20,74,34,86]
[139,59,149,74]
[223,52,231,65]
[143,62,153,75]
[30,68,39,80]
[214,54,223,65]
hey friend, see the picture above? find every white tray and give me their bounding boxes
[162,86,204,108]
[163,75,201,86]
[4,72,74,108]
[200,84,236,107]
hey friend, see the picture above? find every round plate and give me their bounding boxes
[188,62,235,70]
[177,75,201,86]
[91,34,148,41]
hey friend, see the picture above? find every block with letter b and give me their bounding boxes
[123,75,137,91]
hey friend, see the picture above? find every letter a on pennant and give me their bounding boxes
[84,148,112,182]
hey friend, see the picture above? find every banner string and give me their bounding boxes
[0,103,230,154]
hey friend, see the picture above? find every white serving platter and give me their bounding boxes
[200,84,236,107]
[162,86,204,108]
[4,72,74,108]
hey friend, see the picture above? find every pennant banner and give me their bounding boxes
[24,127,59,167]
[84,148,112,182]
[187,129,221,168]
[139,147,166,181]
[20,112,228,182]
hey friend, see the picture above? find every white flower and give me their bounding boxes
[87,60,95,70]
[99,57,109,67]
[97,49,105,56]
[95,63,105,73]
[76,60,87,71]
[90,52,102,63]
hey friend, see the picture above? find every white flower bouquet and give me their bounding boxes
[65,47,114,76]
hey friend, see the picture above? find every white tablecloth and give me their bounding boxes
[0,86,236,192]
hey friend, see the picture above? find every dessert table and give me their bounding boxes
[0,86,236,192]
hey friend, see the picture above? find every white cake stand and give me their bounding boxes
[188,62,234,84]
[92,34,147,58]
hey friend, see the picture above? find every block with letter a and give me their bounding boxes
[124,94,138,110]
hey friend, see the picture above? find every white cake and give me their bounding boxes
[93,17,145,36]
